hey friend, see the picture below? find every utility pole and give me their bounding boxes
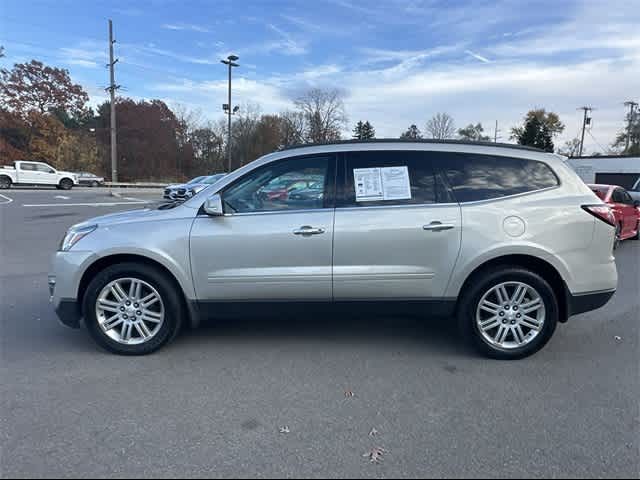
[578,106,593,157]
[107,19,120,183]
[221,55,239,173]
[494,120,500,143]
[623,101,638,153]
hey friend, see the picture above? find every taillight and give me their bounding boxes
[582,205,616,227]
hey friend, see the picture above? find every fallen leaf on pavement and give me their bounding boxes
[345,390,355,398]
[279,426,290,434]
[614,336,622,342]
[369,428,379,437]
[363,447,387,464]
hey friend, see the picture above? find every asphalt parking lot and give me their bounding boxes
[1,188,638,478]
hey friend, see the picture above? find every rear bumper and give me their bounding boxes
[568,289,616,317]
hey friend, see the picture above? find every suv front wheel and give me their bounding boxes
[458,267,558,360]
[83,263,183,355]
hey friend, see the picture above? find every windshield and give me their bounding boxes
[187,176,206,184]
[632,177,640,192]
[202,174,226,184]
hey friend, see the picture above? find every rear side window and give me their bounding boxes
[20,163,36,171]
[342,151,453,207]
[612,189,633,205]
[441,153,559,203]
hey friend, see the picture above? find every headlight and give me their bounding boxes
[59,224,97,251]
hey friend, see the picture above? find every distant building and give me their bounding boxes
[566,155,640,189]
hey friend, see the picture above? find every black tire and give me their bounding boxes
[83,262,184,355]
[0,176,11,189]
[91,181,99,188]
[59,178,73,190]
[457,266,559,360]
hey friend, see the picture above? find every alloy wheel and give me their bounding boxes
[95,277,165,345]
[475,281,546,350]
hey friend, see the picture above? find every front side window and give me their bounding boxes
[441,153,559,203]
[342,150,452,207]
[222,156,330,214]
[36,164,55,173]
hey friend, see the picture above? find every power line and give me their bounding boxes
[586,129,607,155]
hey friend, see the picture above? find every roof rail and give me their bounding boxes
[279,138,545,153]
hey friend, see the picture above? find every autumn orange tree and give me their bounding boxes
[0,60,91,165]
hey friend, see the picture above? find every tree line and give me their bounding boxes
[1,56,638,181]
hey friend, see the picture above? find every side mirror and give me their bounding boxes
[204,194,224,216]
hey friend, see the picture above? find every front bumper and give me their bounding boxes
[55,299,82,328]
[568,289,616,317]
[49,250,97,329]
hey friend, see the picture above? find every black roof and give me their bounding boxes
[280,138,545,153]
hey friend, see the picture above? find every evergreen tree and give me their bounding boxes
[353,120,375,140]
[361,121,375,139]
[400,124,422,139]
[515,115,554,152]
[352,120,365,139]
[511,109,564,152]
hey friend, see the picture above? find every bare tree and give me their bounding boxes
[278,110,305,147]
[294,88,347,143]
[425,112,455,139]
[231,103,262,169]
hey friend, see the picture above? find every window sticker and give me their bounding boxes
[354,166,412,202]
[354,168,384,201]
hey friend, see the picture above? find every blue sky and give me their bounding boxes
[1,0,639,152]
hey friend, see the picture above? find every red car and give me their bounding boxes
[588,184,640,248]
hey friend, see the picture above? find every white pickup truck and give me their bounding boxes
[0,161,78,190]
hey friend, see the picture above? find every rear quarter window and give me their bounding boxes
[440,153,559,203]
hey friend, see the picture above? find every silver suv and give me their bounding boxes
[50,141,618,359]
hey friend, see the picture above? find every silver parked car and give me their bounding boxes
[50,140,618,358]
[163,174,227,201]
[75,172,105,187]
[629,176,640,202]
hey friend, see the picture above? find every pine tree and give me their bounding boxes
[400,124,422,139]
[352,121,365,139]
[361,121,375,139]
[516,116,554,152]
[353,120,375,140]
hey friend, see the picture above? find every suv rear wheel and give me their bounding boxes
[458,267,558,360]
[59,178,73,190]
[83,263,183,355]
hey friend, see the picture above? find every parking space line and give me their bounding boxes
[22,201,148,207]
[0,193,13,204]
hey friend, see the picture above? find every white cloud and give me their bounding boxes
[465,50,491,63]
[59,44,107,69]
[162,23,210,33]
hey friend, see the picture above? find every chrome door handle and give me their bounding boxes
[423,222,455,232]
[293,226,325,236]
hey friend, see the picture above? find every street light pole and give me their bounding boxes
[221,55,239,173]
